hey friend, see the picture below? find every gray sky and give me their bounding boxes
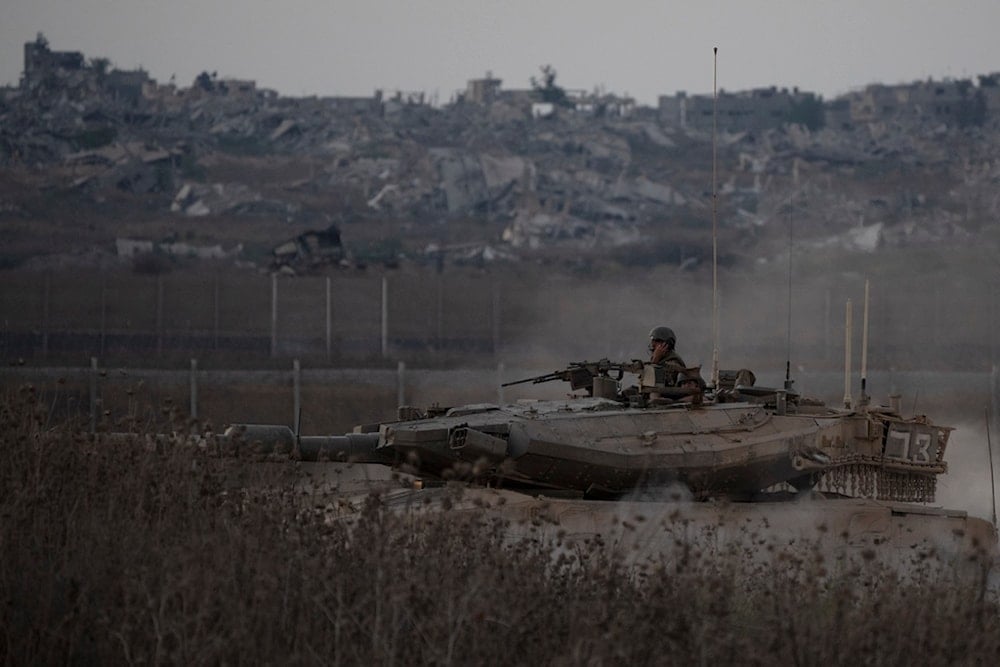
[2,0,999,105]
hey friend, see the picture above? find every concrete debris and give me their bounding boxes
[160,241,243,260]
[115,238,154,257]
[430,149,491,213]
[4,34,1000,270]
[268,119,298,141]
[170,182,296,218]
[116,237,243,260]
[63,141,175,166]
[480,155,530,193]
[810,222,884,253]
[532,103,555,118]
[625,176,686,206]
[423,242,518,266]
[367,184,399,210]
[19,247,120,271]
[640,123,676,148]
[502,210,641,250]
[270,224,344,272]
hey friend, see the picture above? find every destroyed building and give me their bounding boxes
[658,87,824,132]
[20,33,151,103]
[658,75,1000,134]
[21,33,84,85]
[2,35,999,273]
[271,225,345,273]
[465,74,503,105]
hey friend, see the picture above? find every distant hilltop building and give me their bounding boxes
[466,74,503,105]
[15,33,1000,131]
[659,87,825,133]
[464,72,635,117]
[829,75,1000,129]
[22,32,84,85]
[658,76,1000,134]
[20,32,151,105]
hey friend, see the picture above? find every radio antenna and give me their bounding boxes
[784,194,794,391]
[987,405,998,528]
[711,46,720,389]
[860,278,870,407]
[844,299,853,409]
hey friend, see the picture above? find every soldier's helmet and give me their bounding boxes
[648,326,676,347]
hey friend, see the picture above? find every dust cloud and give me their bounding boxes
[494,250,999,433]
[936,422,1000,522]
[499,251,998,381]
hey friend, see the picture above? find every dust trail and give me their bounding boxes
[936,422,999,523]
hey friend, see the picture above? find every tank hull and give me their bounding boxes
[383,400,943,499]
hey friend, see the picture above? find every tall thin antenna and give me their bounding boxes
[987,406,997,528]
[784,194,794,391]
[844,299,852,409]
[711,46,720,389]
[860,278,870,406]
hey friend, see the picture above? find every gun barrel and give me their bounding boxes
[225,424,384,462]
[500,377,536,388]
[501,373,559,388]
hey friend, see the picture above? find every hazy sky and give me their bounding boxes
[2,1,999,105]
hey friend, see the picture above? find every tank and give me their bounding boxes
[227,359,949,504]
[221,358,997,576]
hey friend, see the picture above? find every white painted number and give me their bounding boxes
[886,429,909,459]
[911,432,932,463]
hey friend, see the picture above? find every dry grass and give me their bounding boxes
[2,385,999,664]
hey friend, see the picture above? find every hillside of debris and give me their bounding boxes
[2,41,1000,274]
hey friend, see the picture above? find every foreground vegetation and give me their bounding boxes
[2,387,999,665]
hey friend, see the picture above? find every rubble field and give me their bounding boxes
[2,39,999,275]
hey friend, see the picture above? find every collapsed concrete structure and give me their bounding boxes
[271,224,344,273]
[2,35,999,271]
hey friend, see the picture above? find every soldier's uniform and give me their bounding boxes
[648,326,686,385]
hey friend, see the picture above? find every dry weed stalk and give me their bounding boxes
[1,386,998,664]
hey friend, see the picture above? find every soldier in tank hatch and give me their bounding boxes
[648,326,686,369]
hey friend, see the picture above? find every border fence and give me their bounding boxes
[0,269,509,364]
[0,266,998,372]
[0,359,545,434]
[3,359,998,437]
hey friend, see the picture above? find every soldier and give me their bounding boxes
[648,326,686,369]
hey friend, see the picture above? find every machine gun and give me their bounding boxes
[502,359,645,394]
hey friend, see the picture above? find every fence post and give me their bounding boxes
[89,356,98,433]
[213,276,220,350]
[381,275,389,359]
[824,289,831,362]
[292,359,301,433]
[270,273,278,358]
[41,272,50,360]
[189,358,198,419]
[325,276,332,363]
[397,360,405,407]
[492,281,501,355]
[933,286,942,347]
[100,276,107,357]
[436,275,444,351]
[156,274,164,357]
